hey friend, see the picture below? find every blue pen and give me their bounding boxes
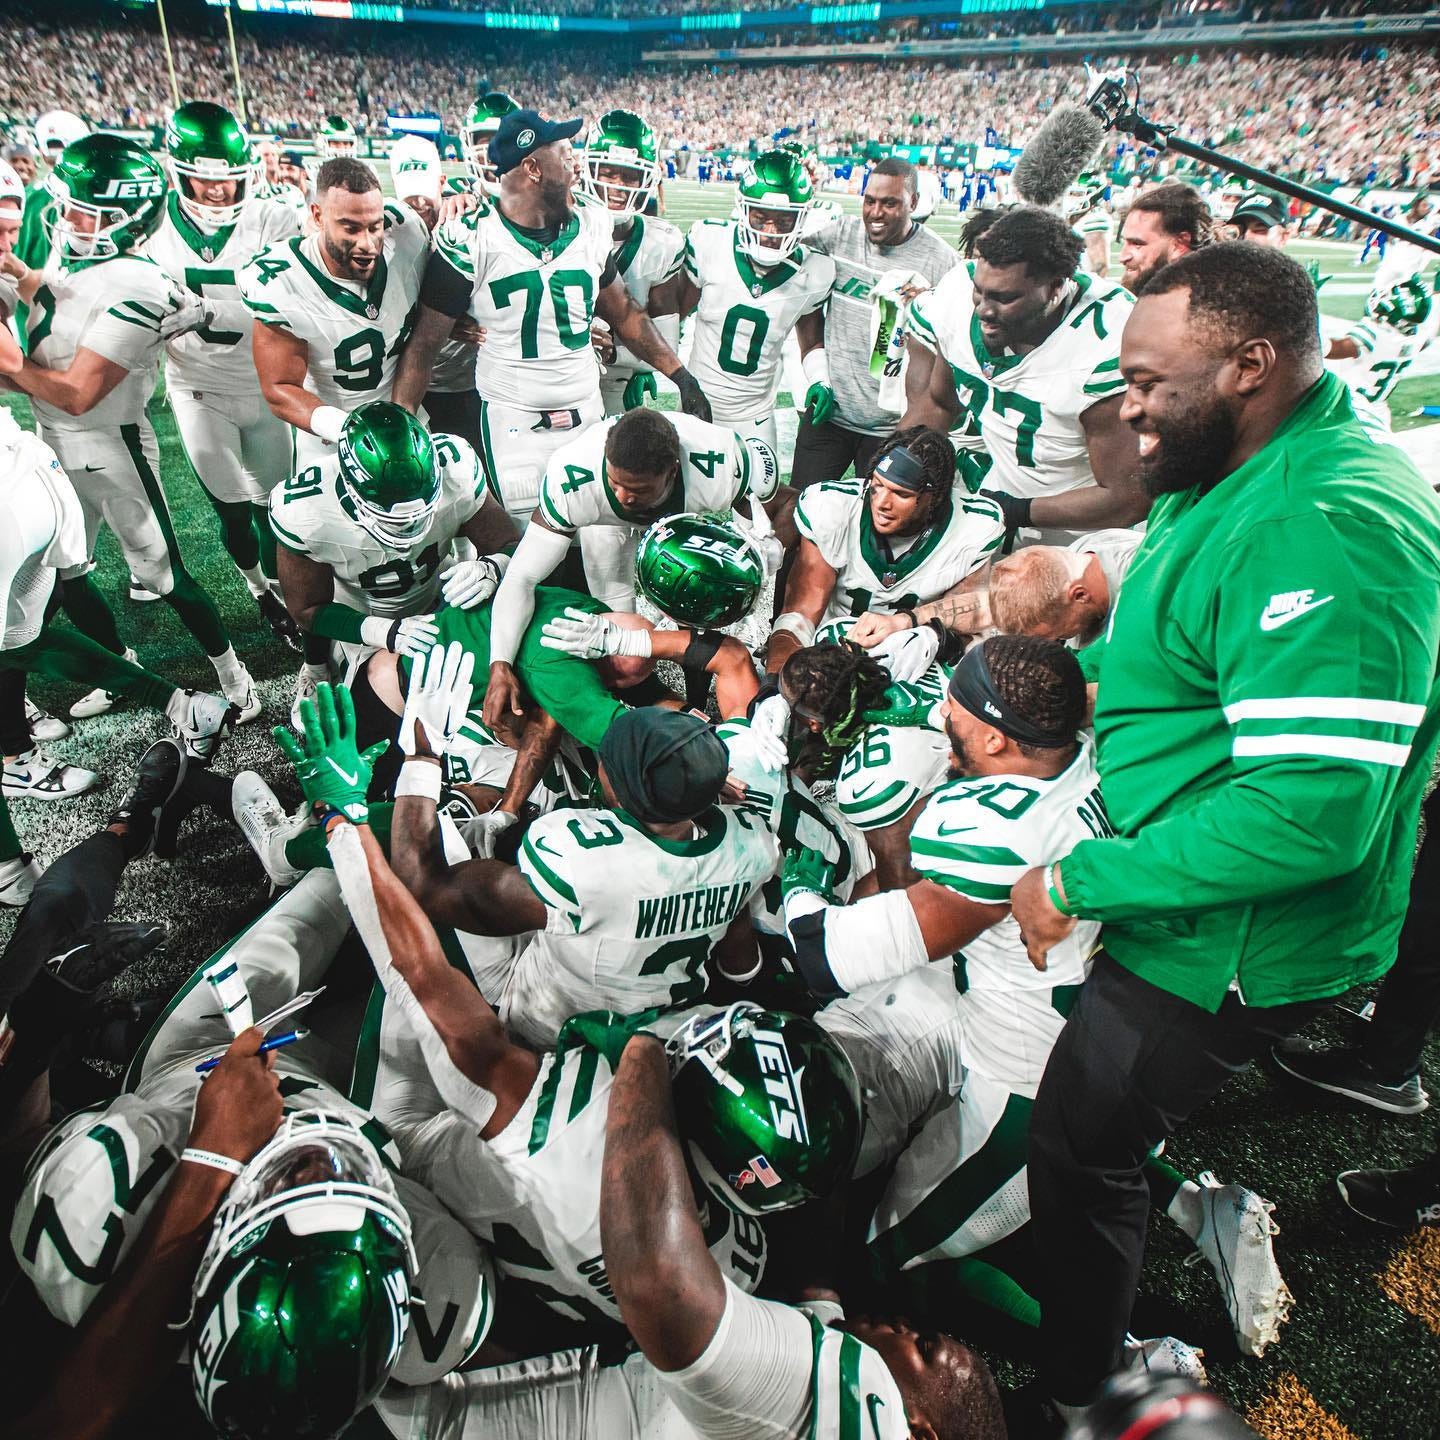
[196,1028,307,1073]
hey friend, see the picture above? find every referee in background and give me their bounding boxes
[1009,243,1440,1421]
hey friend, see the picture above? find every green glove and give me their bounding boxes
[862,681,940,729]
[623,371,659,409]
[804,382,835,426]
[555,1006,668,1067]
[273,682,389,824]
[780,847,837,903]
[1305,259,1331,294]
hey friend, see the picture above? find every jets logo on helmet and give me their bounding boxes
[189,1110,417,1440]
[45,134,168,263]
[166,100,257,231]
[736,149,814,266]
[636,513,765,628]
[668,1003,863,1217]
[336,402,443,550]
[1366,277,1433,337]
[463,91,520,196]
[318,114,359,161]
[580,109,662,224]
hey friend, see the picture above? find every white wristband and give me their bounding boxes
[613,624,653,659]
[800,348,831,388]
[772,611,816,648]
[396,759,444,801]
[181,1147,245,1176]
[310,405,348,445]
[359,615,392,650]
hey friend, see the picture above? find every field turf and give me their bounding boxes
[0,177,1436,1439]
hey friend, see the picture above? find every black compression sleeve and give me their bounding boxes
[788,911,845,999]
[599,255,620,291]
[419,248,473,319]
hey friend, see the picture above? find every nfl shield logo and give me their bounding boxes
[982,361,996,379]
[365,303,379,320]
[201,246,214,262]
[882,571,898,587]
[751,283,762,298]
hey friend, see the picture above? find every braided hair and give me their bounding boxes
[983,634,1087,758]
[780,643,894,778]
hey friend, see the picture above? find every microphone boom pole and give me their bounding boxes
[1085,73,1440,258]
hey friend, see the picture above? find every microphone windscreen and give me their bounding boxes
[1012,103,1107,208]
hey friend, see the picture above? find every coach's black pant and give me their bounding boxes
[789,414,889,490]
[421,388,483,455]
[1028,951,1327,1404]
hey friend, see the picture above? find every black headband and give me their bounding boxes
[947,643,1075,748]
[870,444,929,492]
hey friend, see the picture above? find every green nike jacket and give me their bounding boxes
[1061,372,1440,1011]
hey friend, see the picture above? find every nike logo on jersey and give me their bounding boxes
[1259,590,1335,631]
[866,1393,887,1437]
[82,465,104,472]
[325,759,360,786]
[936,823,977,837]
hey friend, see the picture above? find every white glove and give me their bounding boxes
[399,640,475,757]
[539,606,653,660]
[159,293,218,341]
[867,623,940,684]
[460,806,520,859]
[360,612,440,658]
[309,405,348,445]
[440,555,505,610]
[750,693,791,773]
[738,497,785,576]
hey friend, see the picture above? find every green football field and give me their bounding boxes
[1,178,1436,1439]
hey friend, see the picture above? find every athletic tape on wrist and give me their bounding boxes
[771,612,816,647]
[396,759,444,801]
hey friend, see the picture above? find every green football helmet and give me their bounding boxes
[463,92,520,195]
[1065,172,1105,221]
[668,1003,863,1217]
[580,109,661,223]
[1366,276,1433,337]
[166,101,256,230]
[336,402,442,549]
[190,1110,417,1440]
[317,114,359,162]
[737,148,813,265]
[45,134,166,264]
[636,512,765,627]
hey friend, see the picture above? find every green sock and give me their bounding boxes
[209,496,261,573]
[252,503,278,581]
[0,792,22,862]
[60,574,125,654]
[1143,1153,1188,1212]
[283,804,395,873]
[951,1256,1042,1329]
[6,626,176,711]
[162,570,231,657]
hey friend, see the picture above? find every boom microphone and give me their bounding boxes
[1012,102,1108,208]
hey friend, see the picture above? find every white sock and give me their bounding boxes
[1167,1179,1204,1240]
[240,565,268,598]
[164,688,189,726]
[210,646,246,691]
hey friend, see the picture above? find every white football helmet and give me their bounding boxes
[389,134,442,205]
[34,110,88,162]
[0,159,25,214]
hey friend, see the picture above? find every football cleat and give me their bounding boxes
[1337,1157,1440,1229]
[128,573,162,603]
[171,690,237,765]
[231,771,311,889]
[2,748,100,801]
[221,665,263,725]
[25,700,70,742]
[1273,1041,1428,1115]
[0,852,44,908]
[258,589,304,654]
[292,666,323,731]
[106,738,187,859]
[70,647,139,719]
[1121,1333,1207,1386]
[1185,1173,1293,1357]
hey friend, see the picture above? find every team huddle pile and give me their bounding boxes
[0,85,1436,1440]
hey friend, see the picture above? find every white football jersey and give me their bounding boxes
[607,214,685,381]
[402,1045,769,1328]
[537,412,750,535]
[1329,311,1438,411]
[269,432,487,617]
[239,202,428,411]
[684,218,835,422]
[909,264,1133,502]
[10,1057,494,1383]
[147,192,302,391]
[1073,205,1114,276]
[25,252,183,434]
[432,196,614,409]
[907,737,1107,1095]
[795,477,1005,630]
[504,805,778,1045]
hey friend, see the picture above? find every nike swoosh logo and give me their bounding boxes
[848,782,877,798]
[1259,595,1335,631]
[866,1393,886,1438]
[936,823,976,837]
[325,759,360,786]
[82,465,103,472]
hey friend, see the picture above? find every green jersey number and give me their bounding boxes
[638,935,712,1007]
[717,303,770,376]
[23,283,57,355]
[1357,358,1409,403]
[358,542,441,599]
[488,268,596,358]
[333,327,386,393]
[283,465,324,503]
[249,252,290,286]
[839,729,893,779]
[842,587,918,617]
[183,267,244,346]
[688,448,728,480]
[992,390,1043,468]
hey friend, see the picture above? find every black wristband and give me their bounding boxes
[680,627,725,670]
[897,607,919,630]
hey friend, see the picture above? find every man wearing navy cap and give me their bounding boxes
[1227,192,1289,248]
[395,108,710,546]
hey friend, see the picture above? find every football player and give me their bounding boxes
[275,683,861,1326]
[270,402,515,722]
[655,148,836,459]
[483,407,774,726]
[149,102,303,649]
[11,870,496,1438]
[904,205,1144,540]
[394,108,709,531]
[460,91,520,198]
[5,134,259,722]
[579,109,686,416]
[782,636,1293,1360]
[1325,277,1438,433]
[1116,181,1213,295]
[15,109,87,274]
[1067,173,1113,278]
[987,529,1141,649]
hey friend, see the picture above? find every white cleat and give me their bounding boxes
[1122,1333,1207,1386]
[25,699,70,742]
[231,771,311,888]
[221,665,263,725]
[0,851,43,906]
[1186,1172,1293,1357]
[2,747,100,800]
[70,647,139,719]
[171,690,237,765]
[291,666,322,731]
